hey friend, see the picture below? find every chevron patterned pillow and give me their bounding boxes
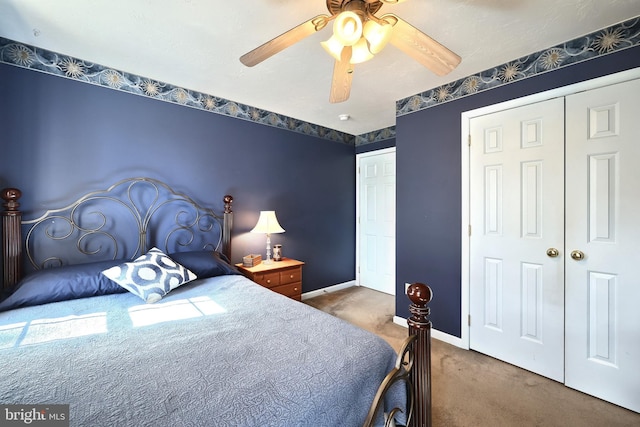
[102,247,197,303]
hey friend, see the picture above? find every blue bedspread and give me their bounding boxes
[0,276,405,426]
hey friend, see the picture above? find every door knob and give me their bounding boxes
[546,248,559,258]
[570,250,585,261]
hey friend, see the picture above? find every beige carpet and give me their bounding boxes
[304,286,640,427]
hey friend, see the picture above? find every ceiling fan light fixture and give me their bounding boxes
[363,19,392,54]
[321,35,344,61]
[240,1,461,104]
[333,11,363,46]
[350,37,374,64]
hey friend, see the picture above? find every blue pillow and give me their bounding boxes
[168,250,239,279]
[0,259,127,312]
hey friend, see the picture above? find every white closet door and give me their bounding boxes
[565,78,640,413]
[357,150,396,295]
[469,98,565,381]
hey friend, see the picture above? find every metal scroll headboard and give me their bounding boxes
[2,178,233,285]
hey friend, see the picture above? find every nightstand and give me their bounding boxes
[236,258,304,301]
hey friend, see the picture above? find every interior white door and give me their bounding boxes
[469,98,565,381]
[357,150,396,295]
[565,78,640,413]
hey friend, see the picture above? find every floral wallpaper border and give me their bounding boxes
[1,16,638,147]
[355,126,396,146]
[397,16,640,116]
[0,36,356,145]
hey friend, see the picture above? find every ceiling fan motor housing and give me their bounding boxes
[326,0,383,16]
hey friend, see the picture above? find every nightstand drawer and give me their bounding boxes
[272,282,302,300]
[255,271,280,288]
[279,267,302,285]
[235,258,304,301]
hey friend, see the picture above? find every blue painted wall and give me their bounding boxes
[0,62,356,292]
[2,40,639,337]
[395,46,640,337]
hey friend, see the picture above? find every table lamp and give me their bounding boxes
[251,210,285,264]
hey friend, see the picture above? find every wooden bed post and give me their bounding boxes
[1,187,22,290]
[222,195,233,261]
[407,282,433,427]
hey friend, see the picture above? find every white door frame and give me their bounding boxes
[355,147,396,290]
[460,67,640,350]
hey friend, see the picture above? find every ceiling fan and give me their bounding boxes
[240,0,461,103]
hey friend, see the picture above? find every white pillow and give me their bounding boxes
[102,247,196,303]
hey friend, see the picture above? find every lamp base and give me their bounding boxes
[263,259,274,265]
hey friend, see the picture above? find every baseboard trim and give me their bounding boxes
[301,281,356,300]
[393,316,466,349]
[304,286,467,349]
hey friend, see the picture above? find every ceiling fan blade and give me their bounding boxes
[329,46,354,103]
[240,15,332,67]
[386,14,461,76]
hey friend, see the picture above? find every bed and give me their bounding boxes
[0,178,433,427]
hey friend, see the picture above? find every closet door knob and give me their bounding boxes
[570,250,585,261]
[546,248,559,258]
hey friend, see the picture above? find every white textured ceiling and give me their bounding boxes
[0,0,639,136]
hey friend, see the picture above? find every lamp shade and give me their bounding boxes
[250,211,285,234]
[333,11,363,46]
[363,19,392,54]
[350,37,374,64]
[321,35,344,61]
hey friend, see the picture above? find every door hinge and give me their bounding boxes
[468,225,472,236]
[468,134,471,147]
[468,314,471,326]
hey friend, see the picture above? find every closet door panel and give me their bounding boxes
[565,78,640,413]
[469,98,565,382]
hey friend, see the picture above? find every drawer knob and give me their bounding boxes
[290,274,294,279]
[266,279,271,284]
